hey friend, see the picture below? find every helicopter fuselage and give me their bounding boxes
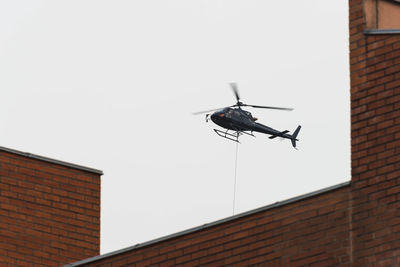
[209,107,301,146]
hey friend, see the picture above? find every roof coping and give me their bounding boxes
[64,180,350,266]
[364,29,400,35]
[0,146,103,175]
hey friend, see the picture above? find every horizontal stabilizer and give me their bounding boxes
[269,130,289,139]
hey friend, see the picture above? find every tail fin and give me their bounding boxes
[291,125,301,148]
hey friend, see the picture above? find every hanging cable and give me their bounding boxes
[232,141,239,215]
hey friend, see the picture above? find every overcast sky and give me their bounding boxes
[0,0,350,254]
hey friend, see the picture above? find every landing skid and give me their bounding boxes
[213,129,255,143]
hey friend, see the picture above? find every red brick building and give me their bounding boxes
[2,0,400,266]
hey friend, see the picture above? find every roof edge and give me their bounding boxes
[364,29,400,35]
[64,180,350,267]
[0,146,103,175]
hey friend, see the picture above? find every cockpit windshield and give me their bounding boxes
[218,108,254,121]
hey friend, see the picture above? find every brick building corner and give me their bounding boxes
[0,147,102,266]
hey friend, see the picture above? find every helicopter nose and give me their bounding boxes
[210,112,218,123]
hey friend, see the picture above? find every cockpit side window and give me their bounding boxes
[233,110,241,117]
[225,109,233,118]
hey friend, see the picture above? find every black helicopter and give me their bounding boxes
[194,83,301,148]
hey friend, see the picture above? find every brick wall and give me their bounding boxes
[350,0,400,265]
[73,185,351,267]
[0,148,102,266]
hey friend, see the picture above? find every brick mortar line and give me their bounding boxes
[349,48,400,66]
[0,171,99,198]
[0,216,98,240]
[0,195,98,216]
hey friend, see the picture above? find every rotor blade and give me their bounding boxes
[229,82,240,102]
[192,106,228,115]
[243,104,293,111]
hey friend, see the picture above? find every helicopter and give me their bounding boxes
[193,83,301,148]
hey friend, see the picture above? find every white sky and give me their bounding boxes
[0,1,350,254]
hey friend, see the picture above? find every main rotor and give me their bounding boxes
[193,83,293,115]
